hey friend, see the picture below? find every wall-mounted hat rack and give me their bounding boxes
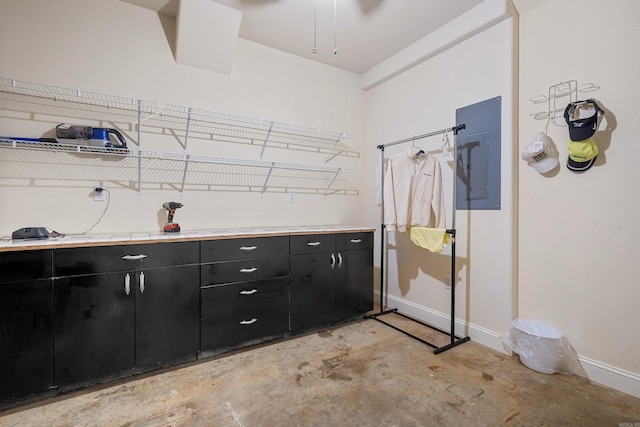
[529,80,600,127]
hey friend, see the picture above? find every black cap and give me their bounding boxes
[564,99,602,141]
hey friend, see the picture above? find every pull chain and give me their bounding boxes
[311,0,338,55]
[312,0,318,54]
[333,0,338,55]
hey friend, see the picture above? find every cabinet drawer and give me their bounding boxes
[134,241,199,268]
[290,234,335,255]
[0,250,53,283]
[201,236,289,263]
[201,309,289,351]
[201,256,289,286]
[201,277,289,319]
[336,232,374,251]
[55,242,198,276]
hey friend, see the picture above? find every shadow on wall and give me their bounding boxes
[386,231,469,296]
[591,100,616,169]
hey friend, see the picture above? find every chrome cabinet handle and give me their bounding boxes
[122,254,147,261]
[124,273,131,295]
[350,239,362,243]
[330,253,336,268]
[240,267,258,273]
[240,289,258,295]
[338,252,343,268]
[240,318,258,325]
[240,246,257,251]
[307,242,321,246]
[139,271,145,293]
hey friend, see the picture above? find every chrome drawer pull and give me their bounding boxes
[240,318,258,325]
[338,252,343,268]
[307,242,321,246]
[122,254,147,261]
[139,271,145,293]
[350,239,362,243]
[124,273,131,295]
[330,253,336,268]
[240,246,257,251]
[240,267,258,273]
[240,289,258,295]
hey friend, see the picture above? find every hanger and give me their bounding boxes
[441,131,451,157]
[411,137,424,158]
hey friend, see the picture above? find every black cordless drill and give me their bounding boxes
[162,202,183,233]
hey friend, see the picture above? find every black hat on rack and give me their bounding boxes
[564,99,602,141]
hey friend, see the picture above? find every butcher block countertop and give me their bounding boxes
[0,225,376,252]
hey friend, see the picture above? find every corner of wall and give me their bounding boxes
[175,0,241,75]
[360,0,514,92]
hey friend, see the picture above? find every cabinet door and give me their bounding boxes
[54,273,135,386]
[135,265,199,367]
[0,278,53,400]
[290,252,336,330]
[336,249,374,319]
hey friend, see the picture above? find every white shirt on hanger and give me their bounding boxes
[383,147,446,232]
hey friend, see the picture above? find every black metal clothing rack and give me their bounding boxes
[370,124,470,354]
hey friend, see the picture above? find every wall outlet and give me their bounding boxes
[93,192,107,202]
[289,192,296,203]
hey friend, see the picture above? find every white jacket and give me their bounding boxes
[383,148,446,232]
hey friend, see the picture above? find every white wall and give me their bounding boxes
[364,14,517,350]
[518,0,640,397]
[0,0,366,235]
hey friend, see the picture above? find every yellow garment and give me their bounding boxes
[410,227,451,253]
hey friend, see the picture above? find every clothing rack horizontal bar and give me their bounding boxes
[368,310,438,350]
[368,309,470,353]
[376,124,465,150]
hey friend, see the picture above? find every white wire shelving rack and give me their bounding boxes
[0,78,359,196]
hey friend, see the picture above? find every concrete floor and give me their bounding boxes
[1,314,639,426]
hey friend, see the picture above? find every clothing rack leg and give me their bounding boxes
[434,229,470,354]
[379,224,385,314]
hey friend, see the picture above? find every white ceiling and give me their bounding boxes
[120,0,485,74]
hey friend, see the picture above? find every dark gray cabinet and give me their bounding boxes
[290,234,337,329]
[53,272,135,385]
[0,250,53,401]
[290,232,373,330]
[335,232,374,319]
[135,266,199,366]
[1,229,373,406]
[200,236,290,354]
[53,242,199,387]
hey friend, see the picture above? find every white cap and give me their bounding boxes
[521,132,559,174]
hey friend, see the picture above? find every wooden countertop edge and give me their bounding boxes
[0,227,377,252]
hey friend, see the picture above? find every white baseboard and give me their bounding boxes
[377,293,505,351]
[374,292,640,399]
[578,355,640,399]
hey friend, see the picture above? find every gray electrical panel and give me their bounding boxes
[455,96,501,210]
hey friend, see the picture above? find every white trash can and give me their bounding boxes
[504,318,580,374]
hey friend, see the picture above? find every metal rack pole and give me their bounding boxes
[378,147,386,314]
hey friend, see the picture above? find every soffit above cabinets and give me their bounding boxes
[118,0,484,74]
